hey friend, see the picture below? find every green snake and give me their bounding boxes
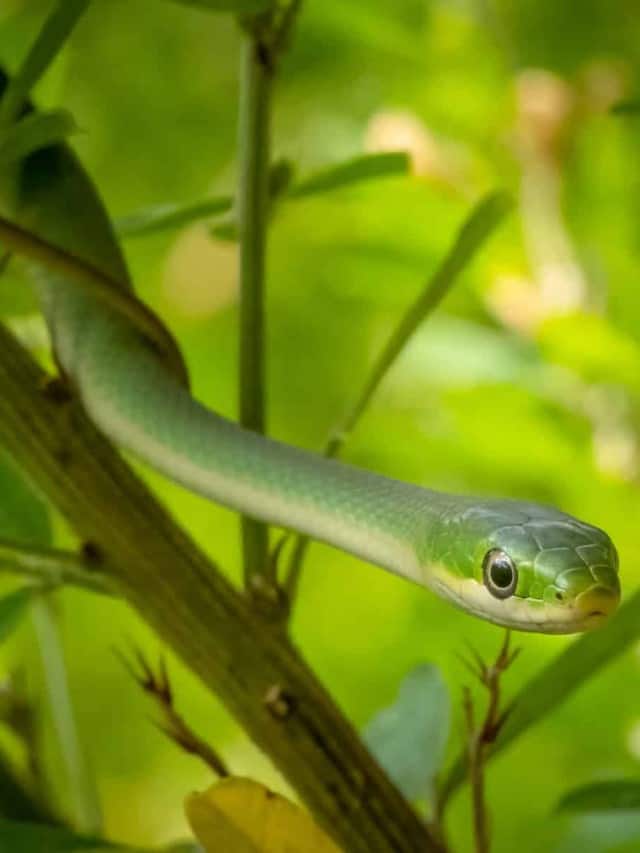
[0,73,621,634]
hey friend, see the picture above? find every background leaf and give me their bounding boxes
[363,663,450,802]
[612,99,640,115]
[557,781,640,814]
[0,109,77,169]
[117,154,405,240]
[116,197,232,239]
[288,151,410,199]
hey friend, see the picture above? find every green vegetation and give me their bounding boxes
[0,1,640,851]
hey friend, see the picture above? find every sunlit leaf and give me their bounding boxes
[116,197,232,238]
[165,0,274,14]
[363,664,450,802]
[0,818,134,851]
[439,588,640,808]
[0,589,33,644]
[557,781,640,814]
[185,778,341,853]
[0,110,77,169]
[0,0,90,128]
[288,151,410,199]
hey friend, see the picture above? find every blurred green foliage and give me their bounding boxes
[1,0,640,851]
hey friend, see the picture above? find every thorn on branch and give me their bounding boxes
[39,375,72,405]
[80,540,103,567]
[116,645,229,779]
[264,684,295,720]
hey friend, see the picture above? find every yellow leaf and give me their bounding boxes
[185,777,343,853]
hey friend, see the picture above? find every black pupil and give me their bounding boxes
[490,556,514,588]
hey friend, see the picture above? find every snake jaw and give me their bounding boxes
[427,567,619,633]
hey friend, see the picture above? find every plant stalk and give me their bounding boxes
[237,28,273,591]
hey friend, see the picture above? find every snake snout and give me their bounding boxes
[575,580,620,624]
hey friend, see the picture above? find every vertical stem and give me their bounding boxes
[469,742,489,853]
[31,595,102,834]
[237,29,273,590]
[463,688,489,853]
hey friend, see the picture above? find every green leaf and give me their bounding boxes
[0,110,77,169]
[557,781,640,814]
[117,155,405,240]
[0,589,33,644]
[337,191,512,437]
[363,664,450,802]
[439,587,640,809]
[0,818,138,851]
[0,454,51,545]
[116,197,232,238]
[164,0,274,14]
[288,151,411,199]
[0,0,90,128]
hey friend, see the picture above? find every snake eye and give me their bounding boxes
[482,549,517,599]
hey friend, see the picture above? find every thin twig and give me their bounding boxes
[117,646,229,778]
[0,538,115,596]
[0,0,90,129]
[458,631,519,853]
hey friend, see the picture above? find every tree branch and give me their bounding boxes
[0,322,441,853]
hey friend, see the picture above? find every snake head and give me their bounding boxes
[427,498,620,633]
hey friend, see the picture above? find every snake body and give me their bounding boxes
[1,82,621,633]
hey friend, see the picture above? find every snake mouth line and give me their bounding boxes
[426,569,619,634]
